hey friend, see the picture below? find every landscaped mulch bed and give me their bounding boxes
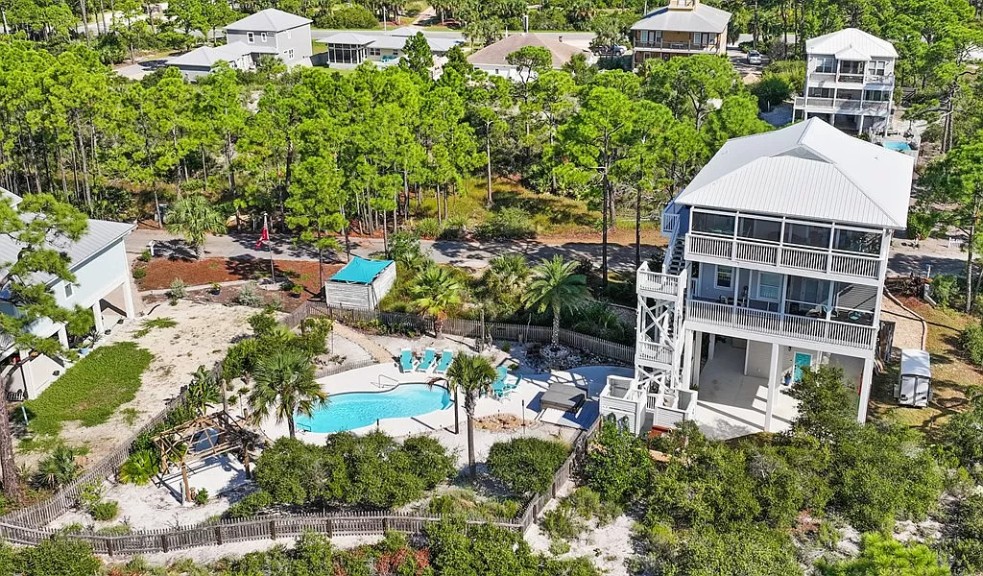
[136,257,340,294]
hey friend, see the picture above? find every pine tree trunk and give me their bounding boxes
[0,387,23,503]
[635,185,642,270]
[466,411,476,477]
[486,127,493,207]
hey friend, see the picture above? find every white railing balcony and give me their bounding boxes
[793,96,890,116]
[686,299,877,350]
[661,212,679,237]
[637,265,686,300]
[634,40,719,53]
[685,233,882,282]
[636,340,674,369]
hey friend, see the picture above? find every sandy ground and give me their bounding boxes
[880,294,926,352]
[31,301,258,465]
[108,534,385,566]
[526,481,633,576]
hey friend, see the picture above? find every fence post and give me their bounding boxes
[326,518,333,538]
[215,525,223,545]
[106,538,114,557]
[160,534,169,553]
[382,517,389,532]
[269,520,277,540]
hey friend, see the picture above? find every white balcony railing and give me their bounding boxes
[634,40,718,52]
[662,212,679,236]
[686,299,877,349]
[794,96,890,116]
[637,268,685,300]
[637,341,673,367]
[685,232,882,281]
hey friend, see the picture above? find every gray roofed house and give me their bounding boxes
[675,117,913,229]
[0,190,139,399]
[167,8,313,81]
[319,31,463,66]
[466,33,594,81]
[629,0,730,67]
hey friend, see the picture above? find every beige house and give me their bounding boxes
[467,33,594,81]
[630,0,730,67]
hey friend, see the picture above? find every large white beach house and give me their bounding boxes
[600,118,914,437]
[793,28,897,136]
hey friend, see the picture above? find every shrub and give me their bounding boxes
[13,536,101,576]
[225,490,274,519]
[90,500,119,521]
[962,324,983,367]
[476,207,535,240]
[194,488,209,506]
[414,217,443,239]
[248,309,279,336]
[132,266,147,280]
[76,481,103,512]
[584,421,652,505]
[138,249,151,262]
[402,435,456,488]
[751,74,794,109]
[35,446,81,488]
[234,282,265,308]
[118,449,160,485]
[816,532,949,576]
[487,438,569,497]
[940,394,983,474]
[166,278,186,300]
[944,493,983,575]
[564,487,621,525]
[907,211,936,240]
[930,274,959,308]
[317,4,378,28]
[541,506,584,540]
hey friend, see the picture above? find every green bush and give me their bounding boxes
[166,278,187,300]
[584,421,652,505]
[816,532,949,576]
[487,437,569,497]
[751,74,794,109]
[118,449,160,485]
[234,282,266,308]
[35,446,81,489]
[636,525,803,576]
[194,488,209,506]
[940,394,983,474]
[26,342,153,435]
[930,274,959,308]
[541,506,584,540]
[13,536,101,576]
[907,211,936,240]
[317,4,378,29]
[476,207,536,240]
[944,493,983,575]
[564,487,621,525]
[962,324,983,367]
[90,500,119,521]
[138,249,151,262]
[225,490,275,519]
[132,266,147,280]
[414,217,443,239]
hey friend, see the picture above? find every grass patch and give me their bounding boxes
[133,317,176,338]
[26,342,153,436]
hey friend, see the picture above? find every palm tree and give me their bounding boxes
[410,265,463,335]
[436,353,496,479]
[165,194,226,260]
[522,256,590,348]
[187,364,221,417]
[485,254,529,293]
[249,348,326,439]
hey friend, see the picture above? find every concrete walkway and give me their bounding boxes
[332,322,394,364]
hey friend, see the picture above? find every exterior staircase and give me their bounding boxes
[664,235,686,276]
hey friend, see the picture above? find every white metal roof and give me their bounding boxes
[225,8,311,32]
[320,32,376,46]
[675,118,914,229]
[168,42,255,68]
[0,192,135,284]
[630,3,731,33]
[900,349,931,378]
[806,28,897,59]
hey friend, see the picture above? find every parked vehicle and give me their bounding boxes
[746,50,762,65]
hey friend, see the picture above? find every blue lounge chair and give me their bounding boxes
[417,348,437,372]
[434,349,454,374]
[399,348,415,373]
[492,366,509,398]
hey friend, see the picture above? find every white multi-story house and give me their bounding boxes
[793,28,897,136]
[600,118,914,437]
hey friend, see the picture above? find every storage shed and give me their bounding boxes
[896,349,931,407]
[325,256,396,310]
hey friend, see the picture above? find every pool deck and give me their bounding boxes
[258,361,632,444]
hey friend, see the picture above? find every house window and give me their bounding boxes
[691,32,714,47]
[64,283,73,298]
[808,87,834,98]
[368,47,381,56]
[738,217,781,242]
[784,222,831,249]
[816,56,835,74]
[869,59,887,76]
[288,49,294,59]
[247,32,255,43]
[758,273,782,301]
[715,266,733,290]
[692,211,735,236]
[261,32,267,42]
[835,229,881,255]
[864,89,890,102]
[839,60,864,75]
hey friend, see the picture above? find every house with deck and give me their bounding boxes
[630,0,730,68]
[318,31,461,67]
[600,118,914,438]
[793,28,897,136]
[0,192,138,399]
[168,8,313,80]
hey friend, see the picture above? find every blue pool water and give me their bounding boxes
[296,384,452,433]
[882,141,913,152]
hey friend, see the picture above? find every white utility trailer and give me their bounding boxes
[896,349,931,407]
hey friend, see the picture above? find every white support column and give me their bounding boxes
[764,342,780,432]
[92,302,105,335]
[857,356,874,423]
[57,327,68,348]
[707,334,716,361]
[122,277,136,319]
[680,329,694,391]
[692,331,703,389]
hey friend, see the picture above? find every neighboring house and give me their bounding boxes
[466,33,595,81]
[0,192,138,400]
[319,32,460,66]
[630,0,730,68]
[793,28,897,136]
[600,118,914,437]
[168,8,313,80]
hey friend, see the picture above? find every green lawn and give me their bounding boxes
[26,342,153,436]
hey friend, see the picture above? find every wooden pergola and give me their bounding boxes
[151,411,260,502]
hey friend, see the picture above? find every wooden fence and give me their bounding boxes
[305,303,636,365]
[0,301,617,555]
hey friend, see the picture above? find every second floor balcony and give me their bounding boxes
[633,39,719,53]
[793,96,890,117]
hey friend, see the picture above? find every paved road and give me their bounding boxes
[125,228,660,272]
[126,228,968,277]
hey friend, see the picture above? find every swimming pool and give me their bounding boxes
[882,141,913,153]
[296,384,452,434]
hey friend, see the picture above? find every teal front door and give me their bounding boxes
[793,352,812,382]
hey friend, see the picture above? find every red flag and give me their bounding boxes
[255,220,269,249]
